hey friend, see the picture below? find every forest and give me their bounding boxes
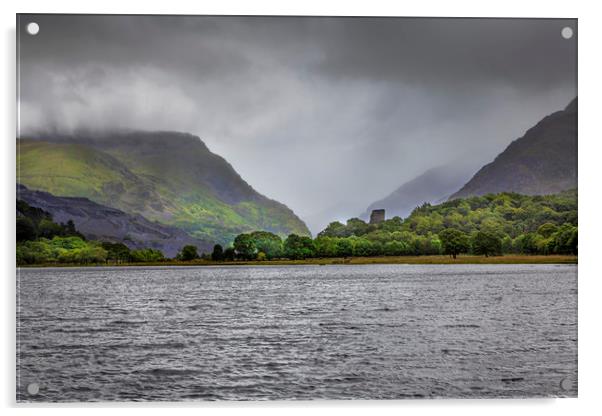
[218,189,578,260]
[16,190,577,265]
[16,200,166,265]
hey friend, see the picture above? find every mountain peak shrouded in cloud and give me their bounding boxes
[18,15,577,220]
[17,131,311,244]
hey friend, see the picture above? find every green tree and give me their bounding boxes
[383,240,407,256]
[17,240,54,264]
[16,217,36,241]
[472,231,502,257]
[513,233,538,254]
[234,233,257,260]
[16,236,108,265]
[313,236,339,257]
[380,216,404,232]
[37,218,64,239]
[249,231,283,259]
[211,244,224,261]
[284,234,315,259]
[130,248,165,262]
[552,224,578,254]
[501,235,513,253]
[223,246,236,261]
[101,242,131,263]
[59,244,107,264]
[365,230,393,245]
[61,219,84,239]
[537,222,559,238]
[427,236,443,255]
[353,238,377,257]
[346,218,370,237]
[438,228,470,259]
[178,245,199,261]
[335,238,353,257]
[317,221,346,238]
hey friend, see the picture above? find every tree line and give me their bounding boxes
[17,189,577,265]
[16,200,170,265]
[211,190,577,261]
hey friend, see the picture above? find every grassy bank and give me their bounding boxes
[19,254,577,268]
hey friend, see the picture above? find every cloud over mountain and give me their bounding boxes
[18,15,577,220]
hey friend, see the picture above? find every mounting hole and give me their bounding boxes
[27,382,39,395]
[561,26,573,39]
[560,377,573,391]
[26,22,40,36]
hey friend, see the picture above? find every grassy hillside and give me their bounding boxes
[17,184,212,257]
[17,132,310,244]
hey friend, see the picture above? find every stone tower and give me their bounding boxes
[369,209,385,224]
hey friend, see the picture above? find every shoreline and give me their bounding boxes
[17,254,577,268]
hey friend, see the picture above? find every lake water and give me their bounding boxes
[16,264,577,402]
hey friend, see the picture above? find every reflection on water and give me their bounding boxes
[17,264,577,401]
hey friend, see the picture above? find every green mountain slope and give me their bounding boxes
[17,131,310,244]
[17,184,212,257]
[450,98,577,199]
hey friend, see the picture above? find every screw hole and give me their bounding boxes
[560,377,573,391]
[561,27,573,39]
[26,22,40,36]
[27,382,39,395]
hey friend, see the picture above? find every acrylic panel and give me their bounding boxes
[16,14,577,402]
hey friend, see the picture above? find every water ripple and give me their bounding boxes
[16,264,577,402]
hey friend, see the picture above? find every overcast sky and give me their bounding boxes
[18,15,577,233]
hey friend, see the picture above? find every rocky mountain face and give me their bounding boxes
[17,130,310,245]
[450,98,577,199]
[17,184,211,257]
[363,164,477,220]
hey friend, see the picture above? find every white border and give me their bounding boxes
[2,0,601,414]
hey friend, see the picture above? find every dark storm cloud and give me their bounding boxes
[313,18,575,88]
[17,15,577,233]
[19,16,576,94]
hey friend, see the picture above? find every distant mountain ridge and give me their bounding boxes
[362,164,477,220]
[17,130,310,244]
[17,184,211,257]
[450,98,577,199]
